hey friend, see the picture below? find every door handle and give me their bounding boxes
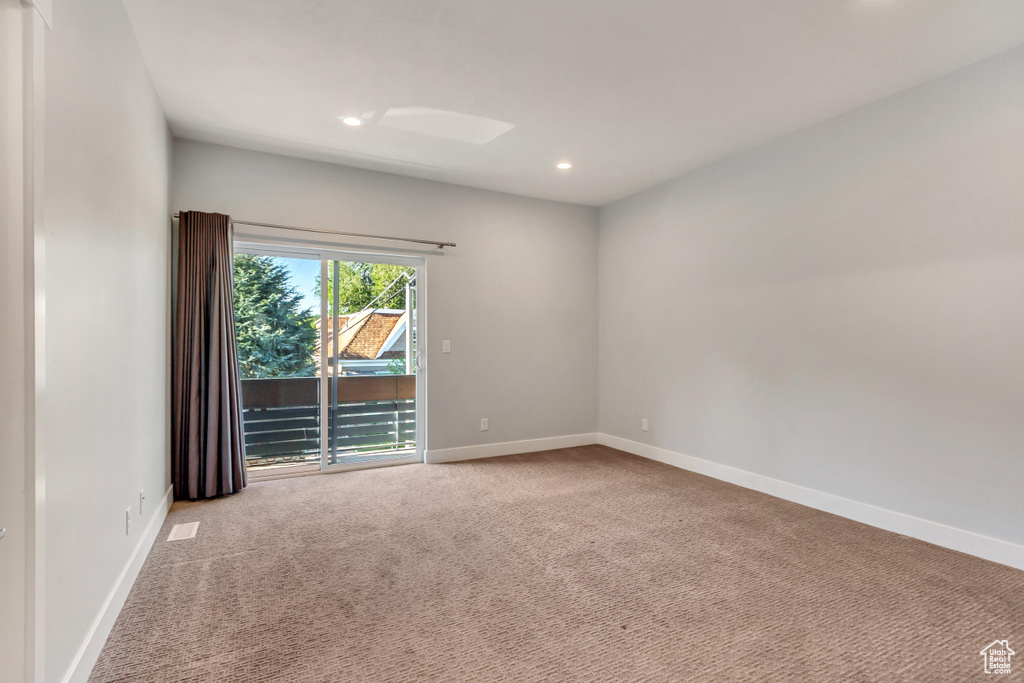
[0,528,6,541]
[415,352,423,371]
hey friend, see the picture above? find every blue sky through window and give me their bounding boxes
[281,257,320,313]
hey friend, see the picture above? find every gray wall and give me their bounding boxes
[599,45,1024,547]
[44,0,172,678]
[172,140,599,451]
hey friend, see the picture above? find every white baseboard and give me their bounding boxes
[597,433,1024,572]
[425,433,598,464]
[62,485,174,683]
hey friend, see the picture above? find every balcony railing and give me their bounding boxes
[240,375,415,469]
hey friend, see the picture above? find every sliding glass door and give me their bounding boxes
[234,252,323,476]
[233,245,424,478]
[322,258,419,470]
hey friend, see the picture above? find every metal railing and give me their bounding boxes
[240,375,415,469]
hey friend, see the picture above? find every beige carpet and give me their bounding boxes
[89,445,1023,682]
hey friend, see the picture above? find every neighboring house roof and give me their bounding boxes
[317,309,407,361]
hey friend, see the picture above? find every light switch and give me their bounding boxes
[442,340,451,353]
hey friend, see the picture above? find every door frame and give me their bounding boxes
[233,241,428,478]
[1,4,48,682]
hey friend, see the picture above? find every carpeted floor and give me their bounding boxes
[89,445,1023,682]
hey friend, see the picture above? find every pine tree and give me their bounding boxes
[232,255,317,378]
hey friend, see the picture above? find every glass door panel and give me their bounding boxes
[232,253,322,476]
[323,259,418,467]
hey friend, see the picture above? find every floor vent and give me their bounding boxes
[167,522,199,541]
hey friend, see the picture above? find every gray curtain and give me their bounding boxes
[172,211,247,500]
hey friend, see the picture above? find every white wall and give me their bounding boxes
[172,140,599,452]
[44,0,172,680]
[599,45,1024,550]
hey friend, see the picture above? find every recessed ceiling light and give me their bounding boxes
[556,161,572,170]
[341,116,363,127]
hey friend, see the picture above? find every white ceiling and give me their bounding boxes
[122,0,1024,206]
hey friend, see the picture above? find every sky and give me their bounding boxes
[281,257,320,312]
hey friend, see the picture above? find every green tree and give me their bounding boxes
[316,262,414,314]
[232,255,317,378]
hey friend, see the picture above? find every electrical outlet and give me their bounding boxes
[480,418,488,431]
[139,489,146,517]
[641,418,648,432]
[125,507,132,536]
[442,340,451,353]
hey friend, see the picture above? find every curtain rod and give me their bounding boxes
[172,213,455,249]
